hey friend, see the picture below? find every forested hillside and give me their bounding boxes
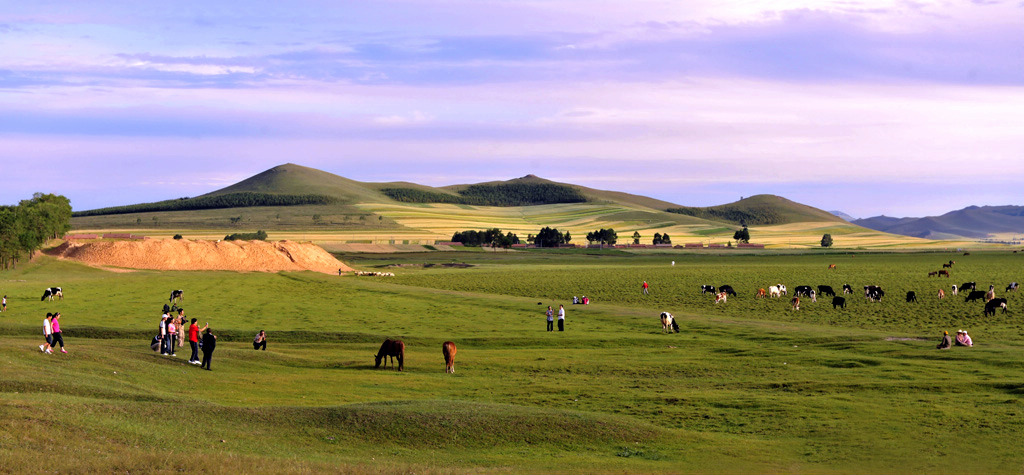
[382,183,587,206]
[73,192,337,217]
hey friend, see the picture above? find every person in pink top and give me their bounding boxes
[50,312,66,353]
[167,318,178,356]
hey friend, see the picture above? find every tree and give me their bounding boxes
[563,231,571,245]
[661,233,671,245]
[535,227,566,247]
[733,225,750,244]
[821,233,833,248]
[589,228,617,247]
[653,232,662,245]
[632,231,641,245]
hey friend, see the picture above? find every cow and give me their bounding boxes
[790,297,800,311]
[842,284,853,294]
[906,291,917,303]
[169,289,184,304]
[951,284,959,296]
[756,288,767,298]
[768,285,782,298]
[794,285,814,298]
[714,292,728,304]
[717,285,737,297]
[985,289,996,302]
[964,290,987,303]
[660,312,678,333]
[41,287,63,301]
[937,289,945,299]
[1007,282,1019,292]
[984,298,1008,317]
[960,282,976,292]
[817,285,836,298]
[832,296,846,309]
[828,264,837,270]
[810,290,817,303]
[864,285,884,302]
[700,285,716,294]
[938,270,950,278]
[778,284,788,296]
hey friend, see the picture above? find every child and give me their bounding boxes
[40,313,53,354]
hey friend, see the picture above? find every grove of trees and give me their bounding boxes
[533,227,569,247]
[224,230,268,241]
[586,228,618,246]
[653,232,672,245]
[383,183,587,207]
[0,193,72,269]
[451,228,520,248]
[73,192,336,217]
[733,225,750,244]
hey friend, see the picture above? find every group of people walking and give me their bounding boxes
[39,312,66,354]
[156,307,216,370]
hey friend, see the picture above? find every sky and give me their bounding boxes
[1,0,1022,218]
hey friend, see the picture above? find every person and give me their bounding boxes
[557,304,565,331]
[572,296,579,305]
[546,306,554,332]
[176,309,186,349]
[937,330,952,350]
[166,317,178,357]
[955,330,973,347]
[40,313,53,354]
[253,330,267,350]
[188,318,208,364]
[582,296,589,305]
[50,312,66,353]
[642,281,649,295]
[200,327,217,371]
[2,295,6,312]
[158,315,169,355]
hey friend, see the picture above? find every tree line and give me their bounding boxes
[0,193,72,269]
[73,192,337,217]
[450,228,520,248]
[665,206,785,225]
[224,230,268,241]
[382,183,588,207]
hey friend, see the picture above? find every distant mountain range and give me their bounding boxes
[853,206,1024,239]
[829,210,856,222]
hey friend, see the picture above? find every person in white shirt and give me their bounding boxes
[557,305,565,331]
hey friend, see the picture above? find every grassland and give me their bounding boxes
[2,249,1024,473]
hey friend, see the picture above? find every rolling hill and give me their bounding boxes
[70,163,933,248]
[853,205,1024,239]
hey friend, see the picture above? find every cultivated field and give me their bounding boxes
[2,250,1023,473]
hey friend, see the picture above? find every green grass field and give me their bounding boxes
[2,250,1024,473]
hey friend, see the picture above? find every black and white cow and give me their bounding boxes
[169,289,184,304]
[984,298,1008,316]
[41,287,63,301]
[864,285,884,302]
[1007,282,1019,292]
[842,284,853,294]
[794,285,814,297]
[960,282,976,293]
[817,285,836,298]
[700,285,716,294]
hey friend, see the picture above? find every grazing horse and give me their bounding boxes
[374,339,405,371]
[942,262,952,269]
[169,289,184,303]
[928,271,938,277]
[828,264,837,270]
[756,288,767,298]
[714,292,728,304]
[938,270,950,278]
[660,312,678,333]
[937,289,945,299]
[790,297,800,311]
[442,341,457,373]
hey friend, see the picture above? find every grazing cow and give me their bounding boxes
[374,339,405,371]
[928,271,938,277]
[984,298,1008,316]
[842,284,853,294]
[864,286,884,302]
[777,284,788,296]
[790,297,800,311]
[906,291,917,303]
[937,289,945,299]
[960,282,976,293]
[964,252,970,256]
[964,290,987,303]
[768,286,782,298]
[1006,282,1019,292]
[756,288,767,298]
[717,285,737,297]
[832,296,846,309]
[938,270,950,278]
[794,285,814,298]
[951,284,959,296]
[660,312,678,333]
[169,289,184,303]
[40,287,63,301]
[700,285,716,294]
[442,341,457,374]
[828,264,837,270]
[810,290,817,303]
[985,289,996,302]
[817,285,836,298]
[714,292,728,304]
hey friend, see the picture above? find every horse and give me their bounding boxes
[938,270,950,278]
[756,288,767,298]
[660,312,678,333]
[442,341,457,373]
[374,339,405,371]
[790,297,800,311]
[828,264,837,270]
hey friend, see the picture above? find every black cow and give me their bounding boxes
[832,296,846,309]
[842,284,853,294]
[41,287,63,301]
[700,285,715,294]
[817,285,836,297]
[170,289,184,303]
[1007,282,1019,292]
[717,285,737,297]
[794,285,814,297]
[984,298,1008,316]
[964,290,987,303]
[960,282,976,292]
[906,291,917,303]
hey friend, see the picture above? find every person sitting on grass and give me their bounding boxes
[253,330,267,350]
[937,331,952,350]
[955,330,973,347]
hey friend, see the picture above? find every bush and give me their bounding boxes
[172,234,183,240]
[224,230,268,241]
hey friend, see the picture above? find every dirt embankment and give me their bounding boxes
[47,239,353,274]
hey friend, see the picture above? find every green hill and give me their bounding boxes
[208,163,386,204]
[667,194,844,225]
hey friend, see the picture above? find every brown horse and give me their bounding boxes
[375,339,405,371]
[442,341,457,374]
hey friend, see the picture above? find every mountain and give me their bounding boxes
[853,205,1024,239]
[666,195,845,226]
[207,163,387,204]
[830,210,856,222]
